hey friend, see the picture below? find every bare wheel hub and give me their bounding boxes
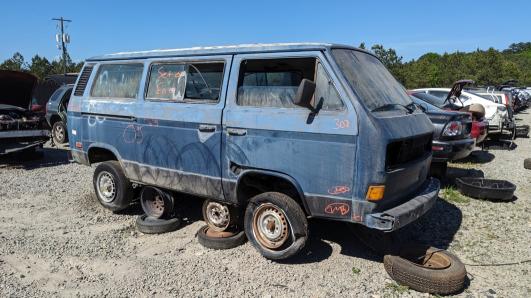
[205,201,231,232]
[145,194,165,218]
[96,171,116,203]
[252,203,289,249]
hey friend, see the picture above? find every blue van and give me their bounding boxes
[68,43,439,259]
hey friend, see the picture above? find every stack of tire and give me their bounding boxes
[196,200,246,250]
[136,186,181,234]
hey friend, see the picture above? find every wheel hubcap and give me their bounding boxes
[252,203,289,249]
[205,201,230,232]
[96,171,116,203]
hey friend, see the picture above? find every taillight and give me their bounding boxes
[504,94,510,107]
[442,121,462,137]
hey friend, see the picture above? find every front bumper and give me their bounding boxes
[432,138,475,162]
[363,178,440,232]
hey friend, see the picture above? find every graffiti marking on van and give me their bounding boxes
[324,203,350,216]
[328,185,351,195]
[334,119,350,129]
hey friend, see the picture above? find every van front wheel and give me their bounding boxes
[93,161,134,211]
[244,192,308,260]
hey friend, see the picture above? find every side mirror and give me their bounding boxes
[293,79,316,111]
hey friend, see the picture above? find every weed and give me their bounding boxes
[351,267,360,275]
[385,282,409,295]
[441,187,470,204]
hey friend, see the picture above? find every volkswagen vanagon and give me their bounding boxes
[68,43,440,259]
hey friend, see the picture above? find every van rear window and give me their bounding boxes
[91,64,143,99]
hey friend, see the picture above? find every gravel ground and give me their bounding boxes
[0,112,529,297]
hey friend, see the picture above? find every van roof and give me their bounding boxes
[86,43,362,61]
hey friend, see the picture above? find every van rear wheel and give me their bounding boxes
[93,161,134,211]
[244,192,308,260]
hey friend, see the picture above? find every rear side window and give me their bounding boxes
[91,64,143,99]
[146,62,224,103]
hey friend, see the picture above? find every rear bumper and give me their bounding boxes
[432,138,475,162]
[362,177,440,232]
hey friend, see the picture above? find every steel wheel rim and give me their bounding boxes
[144,193,165,218]
[252,203,289,249]
[205,201,230,231]
[55,124,64,141]
[96,171,116,203]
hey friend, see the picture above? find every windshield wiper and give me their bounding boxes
[371,103,415,113]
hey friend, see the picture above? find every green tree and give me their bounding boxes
[28,55,52,79]
[0,52,27,71]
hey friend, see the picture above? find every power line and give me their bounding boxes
[52,17,72,75]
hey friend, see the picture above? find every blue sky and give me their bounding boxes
[1,0,530,63]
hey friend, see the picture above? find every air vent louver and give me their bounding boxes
[73,65,94,96]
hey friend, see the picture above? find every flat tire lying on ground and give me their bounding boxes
[93,161,134,211]
[196,225,246,250]
[384,246,466,295]
[524,158,531,170]
[136,214,181,234]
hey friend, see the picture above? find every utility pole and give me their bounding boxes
[52,17,72,75]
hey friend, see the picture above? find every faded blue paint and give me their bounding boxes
[68,43,439,232]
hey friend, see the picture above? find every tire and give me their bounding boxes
[93,161,134,211]
[429,162,447,179]
[196,225,247,250]
[524,158,531,170]
[244,192,308,260]
[384,245,467,295]
[52,121,68,144]
[136,214,181,234]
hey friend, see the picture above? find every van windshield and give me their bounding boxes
[332,49,412,112]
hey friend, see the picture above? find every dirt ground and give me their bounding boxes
[0,111,529,297]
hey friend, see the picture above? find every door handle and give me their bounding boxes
[227,128,247,136]
[198,124,216,133]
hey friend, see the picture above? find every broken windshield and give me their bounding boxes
[331,49,411,112]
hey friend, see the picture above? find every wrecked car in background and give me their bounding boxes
[46,84,73,144]
[0,70,49,156]
[68,43,440,260]
[409,94,475,177]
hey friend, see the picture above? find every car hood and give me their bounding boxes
[446,79,474,103]
[0,70,38,110]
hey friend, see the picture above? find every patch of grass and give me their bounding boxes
[351,267,360,275]
[448,161,475,169]
[441,187,470,204]
[385,282,409,295]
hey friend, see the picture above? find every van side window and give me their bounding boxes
[314,62,344,110]
[146,62,224,102]
[237,58,343,110]
[91,64,143,99]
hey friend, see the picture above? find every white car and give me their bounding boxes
[413,88,508,134]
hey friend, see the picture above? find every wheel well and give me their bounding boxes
[50,115,62,125]
[88,147,118,164]
[236,172,307,214]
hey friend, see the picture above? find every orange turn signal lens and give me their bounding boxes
[366,185,385,201]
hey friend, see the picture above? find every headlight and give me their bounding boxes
[442,121,463,137]
[497,106,506,112]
